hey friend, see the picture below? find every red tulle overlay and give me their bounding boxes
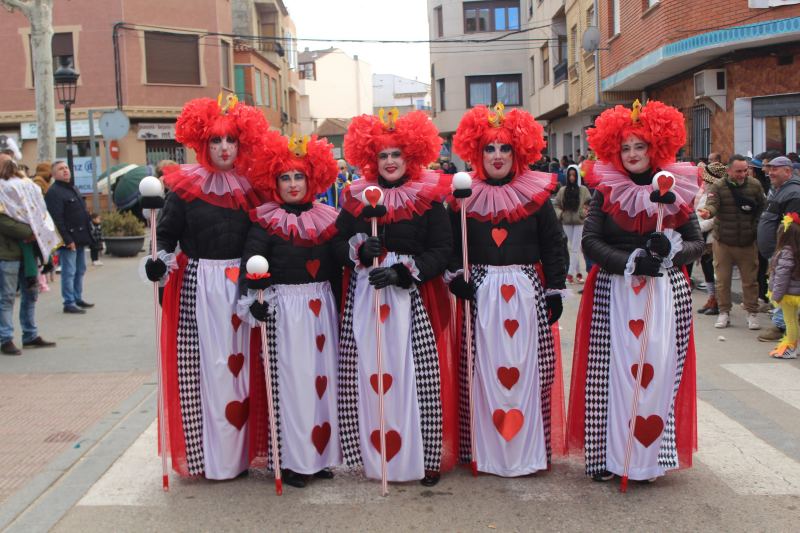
[448,170,557,225]
[250,201,339,246]
[163,164,261,212]
[342,170,452,224]
[566,265,697,468]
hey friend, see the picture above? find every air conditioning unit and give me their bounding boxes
[694,69,726,109]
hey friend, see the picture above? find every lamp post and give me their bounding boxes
[53,57,79,179]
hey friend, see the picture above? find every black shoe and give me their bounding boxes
[76,300,94,308]
[281,469,307,488]
[63,305,86,314]
[313,469,334,480]
[591,470,614,482]
[420,471,440,487]
[22,336,56,348]
[1,341,21,355]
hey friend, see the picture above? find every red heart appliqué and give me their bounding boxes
[504,319,519,338]
[497,366,520,390]
[311,422,331,455]
[231,314,242,332]
[631,363,655,389]
[629,319,645,338]
[364,188,382,208]
[224,267,239,284]
[501,284,516,302]
[316,334,326,352]
[370,429,402,462]
[369,373,393,395]
[491,227,508,247]
[309,299,322,317]
[631,276,647,295]
[227,353,244,378]
[492,408,524,442]
[633,415,664,448]
[306,259,321,279]
[315,375,327,399]
[225,398,249,430]
[657,173,674,195]
[380,304,390,323]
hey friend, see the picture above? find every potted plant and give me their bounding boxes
[101,210,146,257]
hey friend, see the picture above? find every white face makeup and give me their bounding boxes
[377,147,407,182]
[483,142,514,179]
[277,169,308,204]
[208,135,238,170]
[620,134,650,174]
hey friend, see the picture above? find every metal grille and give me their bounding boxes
[692,104,711,160]
[145,140,186,166]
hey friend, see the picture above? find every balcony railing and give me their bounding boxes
[553,61,568,85]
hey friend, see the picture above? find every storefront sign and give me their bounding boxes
[72,156,103,194]
[137,123,176,140]
[20,119,101,140]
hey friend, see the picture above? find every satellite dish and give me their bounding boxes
[582,26,601,53]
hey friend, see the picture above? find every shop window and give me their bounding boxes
[144,31,200,85]
[145,140,186,167]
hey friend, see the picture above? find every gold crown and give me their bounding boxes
[630,99,642,124]
[288,135,310,157]
[217,91,239,115]
[488,102,505,128]
[378,107,399,131]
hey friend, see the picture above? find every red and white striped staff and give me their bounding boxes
[246,255,282,496]
[452,172,478,476]
[620,170,676,493]
[139,176,169,492]
[362,185,389,496]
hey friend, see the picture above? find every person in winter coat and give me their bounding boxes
[554,164,591,283]
[694,162,726,315]
[447,102,567,477]
[766,214,800,359]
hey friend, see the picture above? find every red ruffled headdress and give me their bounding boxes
[452,103,546,180]
[174,94,269,174]
[587,99,686,175]
[343,109,442,181]
[250,133,338,204]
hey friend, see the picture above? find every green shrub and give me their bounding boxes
[101,210,145,237]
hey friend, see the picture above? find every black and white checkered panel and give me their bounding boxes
[521,265,557,464]
[657,267,693,469]
[177,259,204,476]
[584,269,613,476]
[409,289,444,471]
[458,264,488,464]
[337,271,363,467]
[264,305,284,471]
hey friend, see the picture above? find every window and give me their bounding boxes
[464,1,519,33]
[586,5,595,26]
[692,104,711,159]
[234,66,246,102]
[466,74,522,107]
[646,0,659,7]
[145,31,200,85]
[263,73,271,107]
[254,69,263,105]
[571,26,579,65]
[221,40,231,88]
[766,116,787,153]
[145,140,186,167]
[434,6,443,38]
[556,35,567,64]
[285,30,297,70]
[299,62,315,80]
[610,0,620,36]
[272,79,279,111]
[437,78,446,111]
[529,55,536,93]
[541,43,550,86]
[32,32,74,86]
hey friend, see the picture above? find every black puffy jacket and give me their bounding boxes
[156,192,251,259]
[44,180,94,247]
[582,190,704,275]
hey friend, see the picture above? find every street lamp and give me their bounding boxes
[54,57,79,178]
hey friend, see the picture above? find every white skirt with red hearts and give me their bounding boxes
[193,258,252,480]
[470,265,548,476]
[264,282,342,474]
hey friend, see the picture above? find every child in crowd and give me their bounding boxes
[89,213,103,266]
[767,213,800,359]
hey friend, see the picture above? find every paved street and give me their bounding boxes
[2,254,800,532]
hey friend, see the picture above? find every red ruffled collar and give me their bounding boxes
[163,164,260,211]
[342,170,451,223]
[448,170,557,224]
[585,161,700,233]
[250,201,338,246]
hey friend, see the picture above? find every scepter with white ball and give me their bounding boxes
[246,255,282,496]
[620,170,676,493]
[452,171,479,477]
[361,185,389,496]
[138,176,170,492]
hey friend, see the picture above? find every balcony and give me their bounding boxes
[553,61,568,85]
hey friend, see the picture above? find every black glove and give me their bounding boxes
[649,190,676,205]
[158,286,164,306]
[145,257,167,282]
[368,267,399,289]
[249,301,268,322]
[545,294,563,325]
[646,232,671,257]
[247,276,271,291]
[633,255,663,277]
[41,259,54,275]
[448,275,475,301]
[358,236,383,265]
[361,205,387,219]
